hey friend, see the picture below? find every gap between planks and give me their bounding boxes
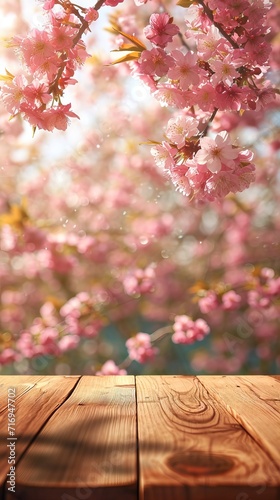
[6,376,137,500]
[136,375,280,500]
[197,375,280,471]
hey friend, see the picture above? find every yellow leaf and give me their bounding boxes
[139,139,162,146]
[189,281,208,293]
[111,52,141,65]
[45,296,65,309]
[111,43,142,52]
[105,13,121,32]
[111,28,146,51]
[0,199,29,229]
[177,0,194,6]
[0,69,14,82]
[105,25,119,34]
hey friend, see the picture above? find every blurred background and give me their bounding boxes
[0,0,280,375]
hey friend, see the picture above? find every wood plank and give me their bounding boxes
[235,375,280,413]
[0,376,80,496]
[239,375,280,399]
[136,375,280,500]
[7,376,137,500]
[0,376,45,500]
[198,376,280,468]
[0,376,44,413]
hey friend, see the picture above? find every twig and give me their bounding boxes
[197,0,239,49]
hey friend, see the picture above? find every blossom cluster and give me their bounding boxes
[126,332,158,363]
[124,1,275,202]
[172,315,210,345]
[197,267,280,315]
[151,123,255,201]
[0,0,277,203]
[0,1,99,131]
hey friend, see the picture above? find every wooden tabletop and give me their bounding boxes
[0,375,279,500]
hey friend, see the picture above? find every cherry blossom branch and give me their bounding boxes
[72,18,90,46]
[156,1,190,50]
[178,31,190,50]
[149,325,173,342]
[48,57,67,95]
[197,0,239,49]
[118,325,173,370]
[94,0,107,10]
[49,0,106,94]
[199,108,218,138]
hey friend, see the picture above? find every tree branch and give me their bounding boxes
[197,0,239,49]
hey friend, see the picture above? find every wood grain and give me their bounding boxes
[136,375,280,500]
[8,376,137,500]
[237,375,280,399]
[198,375,280,468]
[0,376,43,413]
[0,376,80,497]
[235,375,280,413]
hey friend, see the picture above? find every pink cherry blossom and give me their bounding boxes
[197,26,222,58]
[215,84,250,112]
[153,84,187,108]
[42,0,55,9]
[50,25,77,51]
[40,327,59,353]
[195,132,239,173]
[208,163,256,199]
[0,348,19,365]
[168,50,200,90]
[143,13,179,48]
[23,80,52,106]
[34,54,61,80]
[126,333,158,363]
[194,83,217,111]
[105,0,125,6]
[199,292,219,313]
[172,315,210,344]
[44,104,80,131]
[1,75,28,114]
[85,8,99,24]
[20,29,54,68]
[267,278,280,296]
[58,335,81,352]
[138,48,174,78]
[20,102,46,128]
[96,360,127,375]
[248,290,271,309]
[169,163,193,196]
[60,292,105,337]
[222,290,242,310]
[211,54,240,85]
[123,266,156,296]
[151,142,176,170]
[166,115,199,149]
[244,37,271,66]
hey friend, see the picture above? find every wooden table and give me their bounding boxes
[0,375,280,500]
